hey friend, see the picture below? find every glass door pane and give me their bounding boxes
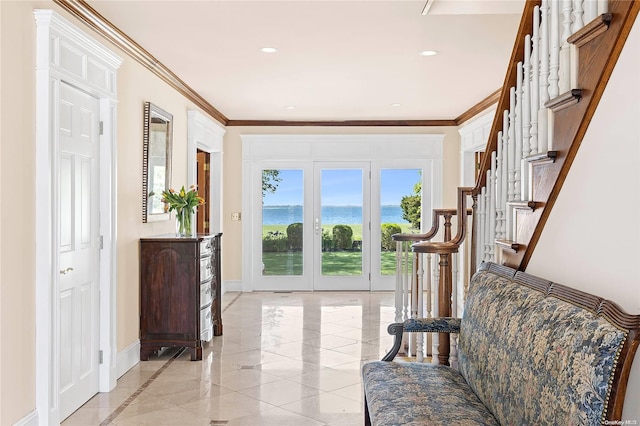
[314,162,370,291]
[261,169,304,276]
[379,169,421,275]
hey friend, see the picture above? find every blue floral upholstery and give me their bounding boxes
[404,317,461,333]
[362,362,499,426]
[459,269,626,426]
[362,267,628,426]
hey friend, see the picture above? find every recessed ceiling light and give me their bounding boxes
[285,106,296,110]
[419,50,438,56]
[261,47,278,53]
[391,103,401,107]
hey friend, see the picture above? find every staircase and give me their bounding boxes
[393,0,639,364]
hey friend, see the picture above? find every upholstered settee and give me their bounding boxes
[362,262,640,426]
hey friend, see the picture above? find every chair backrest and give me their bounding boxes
[457,262,636,425]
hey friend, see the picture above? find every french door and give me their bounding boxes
[314,162,371,290]
[254,161,424,291]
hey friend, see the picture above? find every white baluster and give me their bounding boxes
[549,0,561,99]
[452,251,459,318]
[478,187,486,266]
[538,0,550,154]
[450,252,459,369]
[425,253,432,360]
[572,0,585,32]
[530,6,540,155]
[515,63,523,201]
[597,0,607,15]
[501,111,509,237]
[482,186,490,262]
[489,152,497,262]
[584,0,597,22]
[509,83,522,201]
[495,134,504,241]
[523,35,532,159]
[416,253,424,362]
[431,254,440,365]
[403,249,410,355]
[395,241,403,325]
[508,89,517,203]
[559,0,573,93]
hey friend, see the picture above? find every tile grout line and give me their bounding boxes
[222,292,242,312]
[98,347,185,425]
[98,293,242,425]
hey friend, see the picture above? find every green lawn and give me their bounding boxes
[262,223,417,276]
[262,223,416,239]
[262,251,402,276]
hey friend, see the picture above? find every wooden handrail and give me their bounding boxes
[504,0,640,270]
[412,188,474,255]
[392,208,471,243]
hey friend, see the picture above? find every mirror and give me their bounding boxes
[142,102,173,222]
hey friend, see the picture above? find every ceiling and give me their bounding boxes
[85,0,525,123]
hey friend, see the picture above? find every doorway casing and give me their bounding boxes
[241,133,444,292]
[35,10,122,425]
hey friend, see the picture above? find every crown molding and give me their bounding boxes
[226,119,458,127]
[455,89,501,125]
[51,0,499,129]
[53,0,228,126]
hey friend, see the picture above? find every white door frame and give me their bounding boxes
[187,110,226,235]
[241,134,444,292]
[35,11,122,425]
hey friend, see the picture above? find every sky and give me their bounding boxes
[262,168,421,206]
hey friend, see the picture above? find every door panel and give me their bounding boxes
[314,162,370,290]
[58,82,100,420]
[254,164,313,291]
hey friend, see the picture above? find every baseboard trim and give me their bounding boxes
[116,339,140,379]
[13,410,38,426]
[223,280,242,293]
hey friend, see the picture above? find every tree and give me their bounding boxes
[262,170,282,198]
[400,180,421,229]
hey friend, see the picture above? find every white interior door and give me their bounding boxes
[58,82,101,419]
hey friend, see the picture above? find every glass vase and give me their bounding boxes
[175,208,193,237]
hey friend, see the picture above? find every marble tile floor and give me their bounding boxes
[63,291,397,425]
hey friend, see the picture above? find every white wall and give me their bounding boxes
[527,20,640,420]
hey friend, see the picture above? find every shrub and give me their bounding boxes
[401,194,421,229]
[286,222,303,250]
[262,230,287,252]
[322,229,334,251]
[332,225,353,250]
[381,223,402,251]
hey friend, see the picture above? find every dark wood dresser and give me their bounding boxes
[139,233,222,361]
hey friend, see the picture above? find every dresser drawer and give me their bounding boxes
[200,257,212,282]
[200,238,213,257]
[200,280,213,308]
[200,306,213,342]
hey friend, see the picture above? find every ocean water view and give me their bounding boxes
[262,205,408,225]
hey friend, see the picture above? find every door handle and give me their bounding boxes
[60,267,74,275]
[315,218,320,235]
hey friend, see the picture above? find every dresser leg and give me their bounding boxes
[214,323,223,336]
[190,347,202,361]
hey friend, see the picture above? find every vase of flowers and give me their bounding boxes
[161,185,204,237]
